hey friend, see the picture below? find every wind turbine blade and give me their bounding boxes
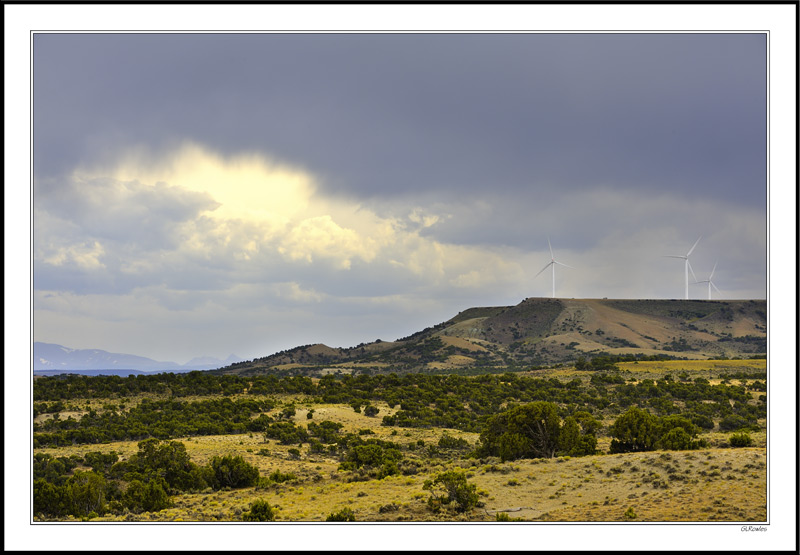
[687,260,698,284]
[534,261,553,278]
[663,255,687,259]
[709,261,718,280]
[686,236,702,257]
[547,236,554,259]
[711,282,722,295]
[554,261,575,269]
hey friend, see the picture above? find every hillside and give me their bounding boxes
[217,298,766,376]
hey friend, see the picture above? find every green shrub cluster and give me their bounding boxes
[34,439,261,519]
[338,436,403,479]
[326,507,356,521]
[609,408,708,453]
[729,432,754,447]
[35,370,765,448]
[242,499,276,521]
[34,397,273,447]
[423,470,480,513]
[478,402,600,461]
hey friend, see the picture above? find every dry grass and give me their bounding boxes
[72,441,766,523]
[40,400,766,523]
[616,359,766,374]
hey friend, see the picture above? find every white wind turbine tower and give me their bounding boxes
[695,261,721,300]
[534,236,574,299]
[664,236,701,300]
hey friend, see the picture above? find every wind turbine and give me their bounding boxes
[534,236,574,299]
[664,236,701,300]
[695,261,721,300]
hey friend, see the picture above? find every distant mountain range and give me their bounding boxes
[213,298,767,376]
[33,342,242,375]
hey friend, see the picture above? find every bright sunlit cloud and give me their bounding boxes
[34,143,547,359]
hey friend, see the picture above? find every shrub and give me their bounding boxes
[609,407,659,454]
[326,507,356,521]
[658,427,694,451]
[65,470,108,517]
[267,470,297,484]
[558,413,600,457]
[124,478,171,513]
[611,409,706,453]
[280,405,296,420]
[479,402,561,461]
[423,470,479,513]
[207,455,260,490]
[363,405,380,417]
[307,421,344,443]
[378,503,399,514]
[688,413,715,430]
[242,499,276,521]
[496,512,524,521]
[729,433,753,447]
[127,439,208,493]
[309,439,325,453]
[438,433,470,450]
[34,479,68,518]
[339,439,403,478]
[263,421,309,445]
[719,415,758,432]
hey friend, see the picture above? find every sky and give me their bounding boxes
[31,32,769,364]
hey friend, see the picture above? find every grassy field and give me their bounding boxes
[37,410,767,522]
[34,359,767,523]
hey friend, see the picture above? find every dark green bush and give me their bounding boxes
[326,507,356,521]
[423,470,479,513]
[719,414,758,432]
[207,455,260,490]
[729,432,753,447]
[609,407,660,454]
[242,499,276,521]
[124,478,171,513]
[438,433,470,450]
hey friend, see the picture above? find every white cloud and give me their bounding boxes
[278,214,375,269]
[43,240,106,269]
[37,142,539,299]
[33,143,766,362]
[273,281,326,303]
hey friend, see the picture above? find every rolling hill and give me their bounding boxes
[215,298,767,376]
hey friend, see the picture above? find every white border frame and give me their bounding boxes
[6,4,796,552]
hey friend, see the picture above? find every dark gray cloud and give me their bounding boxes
[34,33,766,207]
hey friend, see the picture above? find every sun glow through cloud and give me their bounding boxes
[53,142,531,300]
[75,142,315,226]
